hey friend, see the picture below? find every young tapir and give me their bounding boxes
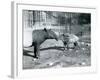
[29,28,58,59]
[60,33,79,50]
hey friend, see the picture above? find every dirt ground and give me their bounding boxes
[23,35,91,69]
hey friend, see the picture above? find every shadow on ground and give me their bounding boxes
[23,46,64,58]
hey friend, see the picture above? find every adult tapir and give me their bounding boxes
[29,28,58,59]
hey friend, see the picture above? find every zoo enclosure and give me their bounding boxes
[23,10,91,36]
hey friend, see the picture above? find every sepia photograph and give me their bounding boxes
[23,10,91,69]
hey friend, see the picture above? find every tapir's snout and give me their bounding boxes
[53,33,58,41]
[55,37,58,41]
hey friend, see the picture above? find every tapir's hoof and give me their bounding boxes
[35,56,39,59]
[32,56,38,59]
[32,58,37,61]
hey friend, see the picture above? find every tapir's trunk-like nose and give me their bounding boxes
[54,34,58,41]
[56,38,58,41]
[55,36,58,41]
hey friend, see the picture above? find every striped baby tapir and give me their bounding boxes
[60,33,79,50]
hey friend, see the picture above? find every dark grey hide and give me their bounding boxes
[30,28,58,59]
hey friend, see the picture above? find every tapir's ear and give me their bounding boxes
[44,28,47,32]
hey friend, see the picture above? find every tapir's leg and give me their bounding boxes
[67,43,69,50]
[36,45,40,59]
[64,44,66,50]
[34,44,40,59]
[63,42,68,50]
[34,46,38,58]
[74,41,80,49]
